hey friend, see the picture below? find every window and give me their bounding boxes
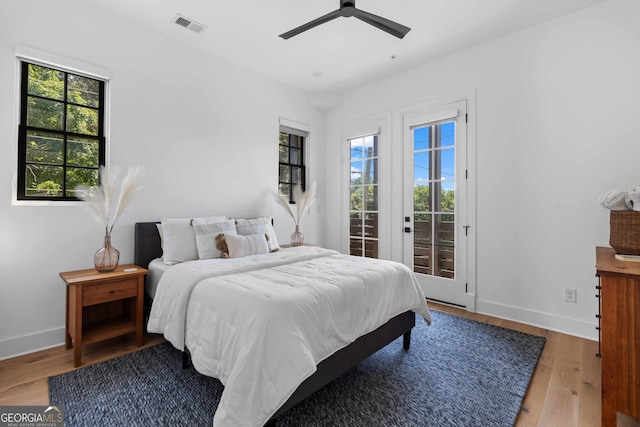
[17,61,106,201]
[412,121,456,279]
[278,126,306,203]
[349,134,379,258]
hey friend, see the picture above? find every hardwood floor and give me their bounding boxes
[0,304,602,426]
[430,303,602,427]
[0,334,164,407]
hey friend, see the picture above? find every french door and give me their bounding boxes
[402,101,468,306]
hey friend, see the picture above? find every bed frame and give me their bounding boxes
[134,222,415,426]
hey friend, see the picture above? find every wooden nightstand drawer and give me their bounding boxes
[83,279,138,306]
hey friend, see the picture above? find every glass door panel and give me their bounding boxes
[349,135,379,259]
[413,121,456,280]
[403,100,467,306]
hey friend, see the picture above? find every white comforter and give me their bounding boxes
[147,246,430,427]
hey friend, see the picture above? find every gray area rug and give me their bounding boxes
[48,310,545,426]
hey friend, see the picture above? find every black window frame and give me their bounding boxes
[278,127,307,204]
[17,60,106,201]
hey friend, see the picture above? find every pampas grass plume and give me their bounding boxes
[78,165,144,235]
[273,182,317,225]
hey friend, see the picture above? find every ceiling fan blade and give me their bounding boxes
[352,8,411,39]
[279,9,342,39]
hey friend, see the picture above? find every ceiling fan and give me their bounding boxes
[279,0,411,40]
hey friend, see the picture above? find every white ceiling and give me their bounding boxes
[86,0,604,94]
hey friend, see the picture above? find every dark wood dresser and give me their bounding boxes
[596,246,640,426]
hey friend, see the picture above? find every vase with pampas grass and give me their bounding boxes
[274,182,317,246]
[77,165,144,272]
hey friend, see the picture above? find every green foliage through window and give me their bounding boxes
[18,62,105,200]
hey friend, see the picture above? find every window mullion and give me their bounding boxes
[98,80,106,167]
[62,71,69,196]
[17,125,27,199]
[17,62,29,199]
[430,125,436,261]
[289,165,294,202]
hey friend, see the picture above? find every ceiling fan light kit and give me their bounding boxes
[280,0,411,40]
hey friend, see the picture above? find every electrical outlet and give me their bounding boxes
[564,287,577,303]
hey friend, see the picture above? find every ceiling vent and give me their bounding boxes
[173,14,207,34]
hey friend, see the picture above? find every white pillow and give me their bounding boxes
[160,218,198,265]
[192,216,226,225]
[159,216,225,264]
[193,219,237,259]
[235,217,280,252]
[225,233,269,258]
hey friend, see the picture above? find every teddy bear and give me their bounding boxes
[215,233,271,258]
[215,233,230,258]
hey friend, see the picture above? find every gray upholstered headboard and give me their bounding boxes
[134,222,162,269]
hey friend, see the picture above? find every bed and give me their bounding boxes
[135,221,430,426]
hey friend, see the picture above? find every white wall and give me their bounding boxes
[324,0,640,339]
[0,0,325,358]
[2,0,638,359]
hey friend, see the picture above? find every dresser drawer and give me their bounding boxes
[83,279,138,306]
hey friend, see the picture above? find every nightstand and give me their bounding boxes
[60,264,148,367]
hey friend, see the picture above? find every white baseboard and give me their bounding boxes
[0,327,65,361]
[475,299,598,341]
[0,301,598,360]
